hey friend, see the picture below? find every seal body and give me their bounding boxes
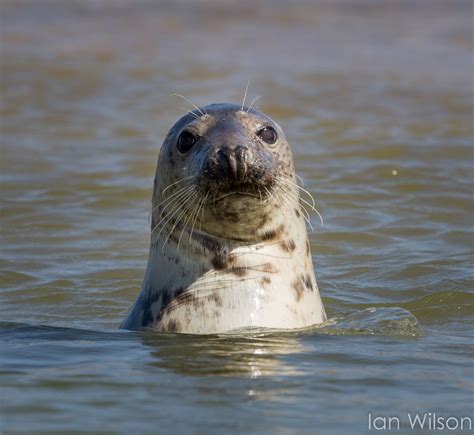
[121,103,326,334]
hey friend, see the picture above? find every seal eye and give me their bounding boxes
[177,130,197,154]
[257,126,277,145]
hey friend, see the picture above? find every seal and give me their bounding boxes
[121,103,327,334]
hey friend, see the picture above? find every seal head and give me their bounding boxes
[155,103,293,241]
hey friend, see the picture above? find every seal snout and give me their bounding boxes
[215,145,249,182]
[204,143,271,192]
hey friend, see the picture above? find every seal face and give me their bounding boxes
[121,103,327,334]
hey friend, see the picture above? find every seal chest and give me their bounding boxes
[121,103,327,334]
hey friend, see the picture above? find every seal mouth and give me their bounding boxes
[212,191,262,202]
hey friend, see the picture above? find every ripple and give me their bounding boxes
[320,307,424,337]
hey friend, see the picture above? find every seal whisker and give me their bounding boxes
[199,191,208,232]
[161,174,197,197]
[275,183,314,231]
[300,198,324,227]
[247,96,261,112]
[281,186,313,228]
[276,176,323,226]
[161,184,195,206]
[264,186,280,208]
[150,185,195,228]
[295,174,305,187]
[177,194,202,249]
[288,189,323,227]
[161,188,200,250]
[277,175,317,210]
[177,188,205,250]
[241,80,250,111]
[187,189,204,243]
[272,184,293,213]
[170,93,205,117]
[277,177,323,226]
[151,184,195,217]
[161,203,194,251]
[178,106,200,119]
[152,187,197,237]
[189,191,209,243]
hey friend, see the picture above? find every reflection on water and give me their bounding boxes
[1,0,473,433]
[141,330,306,378]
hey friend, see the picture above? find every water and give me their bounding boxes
[1,0,473,433]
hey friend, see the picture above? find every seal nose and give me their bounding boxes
[216,145,249,182]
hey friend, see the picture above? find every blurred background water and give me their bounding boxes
[0,0,473,433]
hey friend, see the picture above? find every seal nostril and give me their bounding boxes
[215,147,244,181]
[226,152,238,181]
[235,146,248,180]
